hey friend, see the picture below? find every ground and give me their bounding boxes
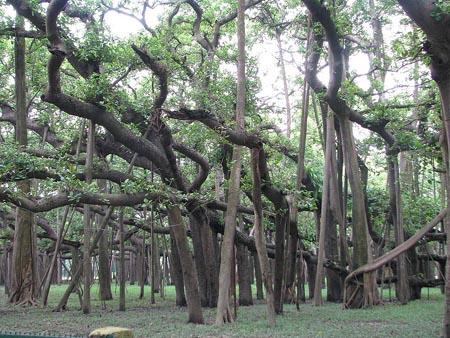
[0,284,444,337]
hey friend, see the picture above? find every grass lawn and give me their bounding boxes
[0,284,444,337]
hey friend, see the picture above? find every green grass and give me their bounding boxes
[0,284,444,337]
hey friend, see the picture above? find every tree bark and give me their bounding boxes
[253,251,264,300]
[251,148,276,327]
[9,17,38,306]
[339,116,376,308]
[189,213,208,306]
[82,121,95,314]
[237,216,253,306]
[168,205,204,324]
[314,111,334,306]
[273,212,287,314]
[387,153,410,304]
[138,223,145,300]
[215,0,246,324]
[325,207,341,302]
[329,134,345,302]
[286,21,311,304]
[437,80,450,337]
[150,204,156,304]
[98,210,113,301]
[119,210,125,311]
[201,212,218,307]
[169,234,186,307]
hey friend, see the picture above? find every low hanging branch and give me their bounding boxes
[343,208,447,307]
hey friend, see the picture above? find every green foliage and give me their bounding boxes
[74,22,114,63]
[0,142,49,179]
[402,193,440,233]
[431,0,450,21]
[366,185,389,233]
[391,29,426,61]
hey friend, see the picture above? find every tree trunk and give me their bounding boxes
[129,252,136,285]
[98,212,112,301]
[5,248,12,296]
[97,179,112,301]
[388,153,410,303]
[237,224,253,306]
[307,257,316,300]
[407,246,421,300]
[0,251,5,286]
[150,205,156,304]
[119,210,125,311]
[437,78,450,337]
[215,0,246,324]
[138,226,145,299]
[82,121,95,314]
[169,235,186,307]
[339,116,376,308]
[201,213,218,307]
[9,18,38,306]
[190,208,219,307]
[253,251,264,300]
[314,111,334,306]
[325,208,342,302]
[274,212,287,314]
[297,246,306,303]
[286,26,312,303]
[168,205,204,324]
[284,225,298,303]
[252,148,276,327]
[189,213,208,306]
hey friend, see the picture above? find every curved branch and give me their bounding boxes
[131,44,168,109]
[173,142,210,192]
[302,0,343,97]
[45,0,68,97]
[184,0,212,51]
[344,208,447,295]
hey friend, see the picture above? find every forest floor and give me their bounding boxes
[0,284,444,337]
